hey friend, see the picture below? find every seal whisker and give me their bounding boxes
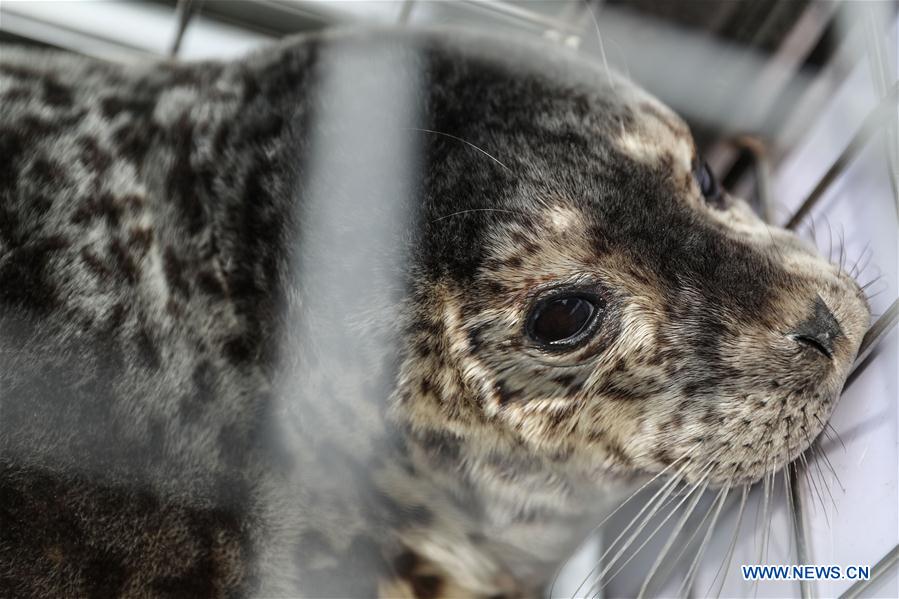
[809,462,833,516]
[809,430,844,491]
[636,477,711,598]
[801,451,829,523]
[658,481,727,589]
[430,208,522,223]
[817,460,837,511]
[821,213,836,265]
[570,468,687,598]
[806,424,842,508]
[856,245,875,279]
[810,444,841,506]
[548,455,688,598]
[582,0,616,92]
[406,127,513,172]
[848,242,873,279]
[569,458,693,597]
[799,413,831,520]
[676,485,730,598]
[824,421,846,452]
[859,274,884,295]
[707,485,749,598]
[763,223,788,265]
[815,420,840,449]
[590,463,716,597]
[804,214,819,247]
[838,224,847,272]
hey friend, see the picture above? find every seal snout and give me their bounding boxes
[789,294,842,359]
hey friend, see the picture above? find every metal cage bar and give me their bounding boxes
[784,83,899,231]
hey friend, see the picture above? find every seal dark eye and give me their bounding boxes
[694,158,724,208]
[527,294,602,348]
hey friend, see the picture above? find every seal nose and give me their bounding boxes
[791,295,842,359]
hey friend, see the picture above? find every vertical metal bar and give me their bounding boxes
[862,4,899,217]
[790,463,814,599]
[784,84,899,230]
[169,0,201,58]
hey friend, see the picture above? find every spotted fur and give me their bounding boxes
[0,28,869,597]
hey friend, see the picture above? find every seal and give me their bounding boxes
[0,27,871,598]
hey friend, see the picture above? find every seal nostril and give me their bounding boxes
[790,294,842,359]
[794,334,833,358]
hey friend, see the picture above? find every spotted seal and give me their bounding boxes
[0,27,870,598]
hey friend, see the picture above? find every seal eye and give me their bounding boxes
[527,294,600,347]
[694,159,724,208]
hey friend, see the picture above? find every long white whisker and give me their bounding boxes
[812,414,846,478]
[849,242,872,278]
[804,432,838,512]
[636,478,711,598]
[592,463,717,596]
[639,449,731,590]
[431,208,519,223]
[822,213,834,264]
[574,454,689,596]
[572,471,685,598]
[799,413,830,522]
[548,456,688,597]
[800,449,828,523]
[708,485,749,598]
[804,215,818,246]
[678,486,731,597]
[811,442,844,492]
[660,482,725,581]
[811,447,839,510]
[838,225,847,271]
[407,127,512,171]
[582,0,615,91]
[825,421,846,452]
[854,245,875,280]
[859,276,883,292]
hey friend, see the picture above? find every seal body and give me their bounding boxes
[0,29,870,597]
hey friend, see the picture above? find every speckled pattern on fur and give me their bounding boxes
[0,28,870,597]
